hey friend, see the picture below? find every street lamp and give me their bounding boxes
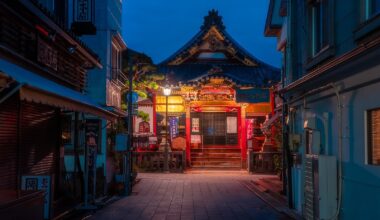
[163,85,171,172]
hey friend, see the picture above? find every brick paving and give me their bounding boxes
[90,172,291,220]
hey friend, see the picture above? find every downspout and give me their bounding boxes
[327,83,343,220]
[286,82,343,219]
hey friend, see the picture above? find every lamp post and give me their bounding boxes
[163,85,171,172]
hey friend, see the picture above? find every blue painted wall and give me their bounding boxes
[65,0,124,177]
[266,0,380,218]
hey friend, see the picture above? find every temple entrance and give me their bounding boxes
[202,112,238,146]
[190,110,241,169]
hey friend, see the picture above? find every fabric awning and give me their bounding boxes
[262,112,282,131]
[0,59,117,120]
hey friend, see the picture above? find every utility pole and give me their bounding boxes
[125,59,133,196]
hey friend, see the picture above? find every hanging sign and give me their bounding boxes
[169,117,179,139]
[72,0,96,35]
[236,89,270,103]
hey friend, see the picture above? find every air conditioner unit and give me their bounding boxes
[304,155,337,220]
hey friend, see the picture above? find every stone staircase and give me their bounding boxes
[190,147,242,169]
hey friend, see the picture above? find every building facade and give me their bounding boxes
[65,0,127,195]
[265,0,380,219]
[134,10,280,170]
[0,0,117,218]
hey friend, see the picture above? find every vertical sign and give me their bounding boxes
[85,119,100,200]
[246,119,254,139]
[75,0,92,22]
[227,117,237,134]
[72,0,96,35]
[169,117,178,139]
[22,176,51,219]
[192,118,200,133]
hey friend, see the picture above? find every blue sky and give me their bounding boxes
[122,0,281,67]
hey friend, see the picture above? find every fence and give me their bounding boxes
[132,151,186,173]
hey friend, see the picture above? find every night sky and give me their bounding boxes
[122,0,281,67]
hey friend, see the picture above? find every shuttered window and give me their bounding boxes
[367,109,380,165]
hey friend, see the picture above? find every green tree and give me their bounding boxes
[121,49,164,121]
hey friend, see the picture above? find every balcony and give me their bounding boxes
[111,68,127,88]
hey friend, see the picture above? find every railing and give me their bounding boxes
[248,151,282,174]
[111,68,127,86]
[132,151,186,173]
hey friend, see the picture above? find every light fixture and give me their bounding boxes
[163,86,171,96]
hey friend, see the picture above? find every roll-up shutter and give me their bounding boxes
[20,101,59,177]
[0,94,19,190]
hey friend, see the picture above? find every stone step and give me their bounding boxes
[191,148,241,153]
[191,161,241,167]
[191,153,241,157]
[191,157,241,162]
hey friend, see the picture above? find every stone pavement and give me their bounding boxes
[89,172,292,220]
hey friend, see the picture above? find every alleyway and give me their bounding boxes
[89,173,291,220]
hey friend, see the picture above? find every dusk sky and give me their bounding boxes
[122,0,281,67]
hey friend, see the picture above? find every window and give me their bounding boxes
[367,109,380,165]
[365,0,380,20]
[308,0,330,57]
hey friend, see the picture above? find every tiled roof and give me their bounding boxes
[158,10,280,88]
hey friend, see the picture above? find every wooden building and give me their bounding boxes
[154,10,281,169]
[0,1,117,218]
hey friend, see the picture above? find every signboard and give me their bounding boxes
[191,135,202,144]
[192,118,200,133]
[227,116,237,134]
[85,119,100,200]
[74,0,93,22]
[21,176,51,219]
[246,119,254,139]
[236,89,270,103]
[72,0,96,35]
[126,92,139,104]
[169,117,178,139]
[139,121,150,133]
[37,38,58,71]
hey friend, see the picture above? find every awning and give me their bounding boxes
[0,59,117,120]
[262,112,282,131]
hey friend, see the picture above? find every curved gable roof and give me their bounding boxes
[158,9,280,88]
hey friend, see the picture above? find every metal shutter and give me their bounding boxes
[0,94,19,190]
[20,101,59,176]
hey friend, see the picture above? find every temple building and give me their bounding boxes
[136,10,280,170]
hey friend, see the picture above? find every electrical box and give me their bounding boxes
[289,133,301,151]
[304,155,337,220]
[318,155,337,220]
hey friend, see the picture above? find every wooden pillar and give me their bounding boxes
[152,93,157,135]
[185,105,191,167]
[240,105,247,169]
[270,89,276,144]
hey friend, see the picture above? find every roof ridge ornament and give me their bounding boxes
[201,9,225,31]
[207,66,223,75]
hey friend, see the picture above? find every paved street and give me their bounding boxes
[89,172,291,220]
